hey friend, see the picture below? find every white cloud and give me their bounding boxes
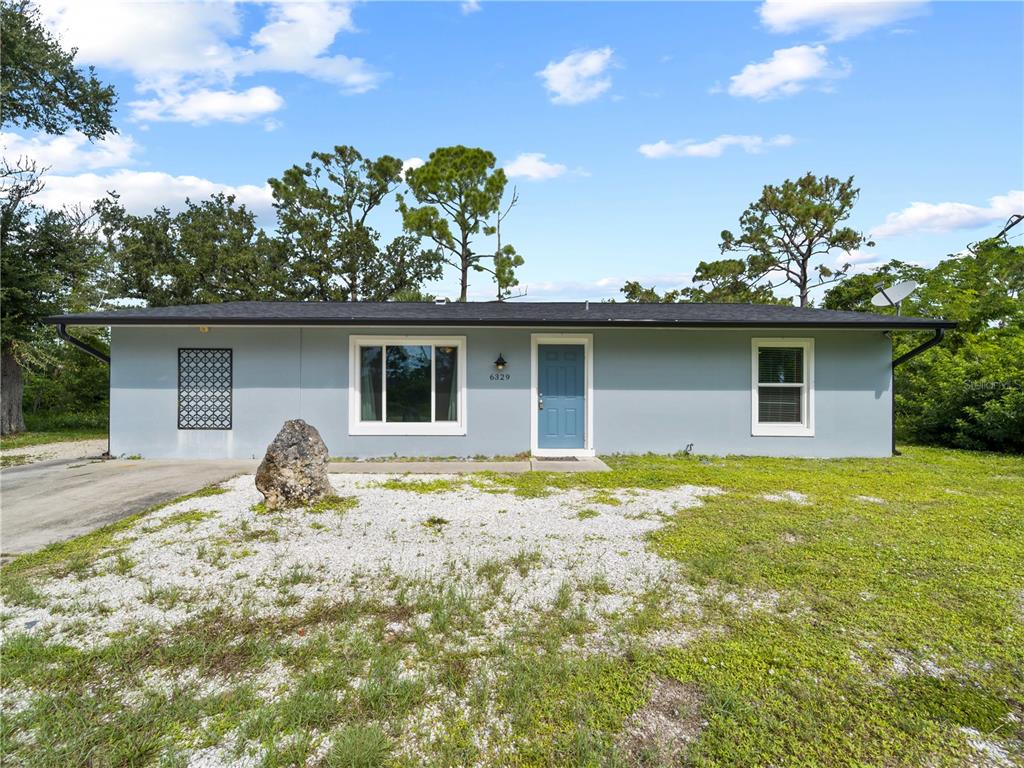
[36,0,239,80]
[871,190,1024,238]
[844,248,880,264]
[504,153,567,181]
[399,157,423,180]
[461,0,482,14]
[537,47,614,105]
[35,0,381,124]
[129,86,284,124]
[240,3,377,92]
[1,131,139,173]
[639,133,794,159]
[759,0,928,40]
[35,170,275,222]
[474,271,694,301]
[402,157,425,177]
[831,248,886,275]
[727,45,850,100]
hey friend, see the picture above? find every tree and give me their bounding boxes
[620,258,787,304]
[821,260,927,312]
[823,235,1024,452]
[913,237,1023,333]
[825,239,1022,331]
[1,0,118,433]
[1,0,117,139]
[620,281,681,303]
[720,173,872,307]
[684,259,788,303]
[487,190,525,300]
[96,193,292,307]
[400,146,522,302]
[269,146,441,302]
[1,162,105,433]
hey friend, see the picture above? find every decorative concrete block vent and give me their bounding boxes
[255,419,332,510]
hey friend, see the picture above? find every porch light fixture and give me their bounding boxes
[494,354,507,371]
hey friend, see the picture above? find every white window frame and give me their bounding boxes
[751,337,815,438]
[530,333,595,458]
[348,335,467,436]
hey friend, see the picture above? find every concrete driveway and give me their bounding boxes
[1,456,257,557]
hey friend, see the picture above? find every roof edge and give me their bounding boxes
[45,315,958,330]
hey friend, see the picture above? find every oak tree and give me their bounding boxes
[1,0,118,433]
[96,193,291,307]
[1,162,105,433]
[1,0,117,139]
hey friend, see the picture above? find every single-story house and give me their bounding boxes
[46,301,953,460]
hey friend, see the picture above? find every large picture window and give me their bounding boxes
[349,337,466,435]
[178,348,232,430]
[751,338,814,437]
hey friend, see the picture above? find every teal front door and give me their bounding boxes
[538,344,585,450]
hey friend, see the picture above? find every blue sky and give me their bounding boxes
[6,0,1022,301]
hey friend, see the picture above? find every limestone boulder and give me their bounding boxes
[255,419,331,509]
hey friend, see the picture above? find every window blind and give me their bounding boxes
[758,347,803,384]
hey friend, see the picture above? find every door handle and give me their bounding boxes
[538,396,544,411]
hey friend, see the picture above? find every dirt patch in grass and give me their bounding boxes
[762,490,809,505]
[617,676,705,766]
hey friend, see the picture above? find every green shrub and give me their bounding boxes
[897,329,1023,452]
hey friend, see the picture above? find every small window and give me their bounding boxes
[349,337,466,435]
[178,348,232,430]
[751,339,814,437]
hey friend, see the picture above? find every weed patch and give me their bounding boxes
[377,477,467,494]
[308,494,358,515]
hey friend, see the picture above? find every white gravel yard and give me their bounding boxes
[4,474,717,649]
[0,472,723,767]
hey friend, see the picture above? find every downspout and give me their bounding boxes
[57,324,112,458]
[57,324,110,364]
[889,327,945,456]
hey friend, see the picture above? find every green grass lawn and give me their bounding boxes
[0,411,107,451]
[0,427,107,451]
[1,447,1021,766]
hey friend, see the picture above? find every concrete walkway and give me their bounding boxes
[328,457,610,474]
[1,451,609,557]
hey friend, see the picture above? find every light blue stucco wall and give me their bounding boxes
[109,325,892,459]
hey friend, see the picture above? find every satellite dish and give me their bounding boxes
[871,280,918,315]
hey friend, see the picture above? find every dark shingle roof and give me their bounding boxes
[46,301,955,330]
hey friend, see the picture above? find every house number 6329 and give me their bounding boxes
[489,373,511,381]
